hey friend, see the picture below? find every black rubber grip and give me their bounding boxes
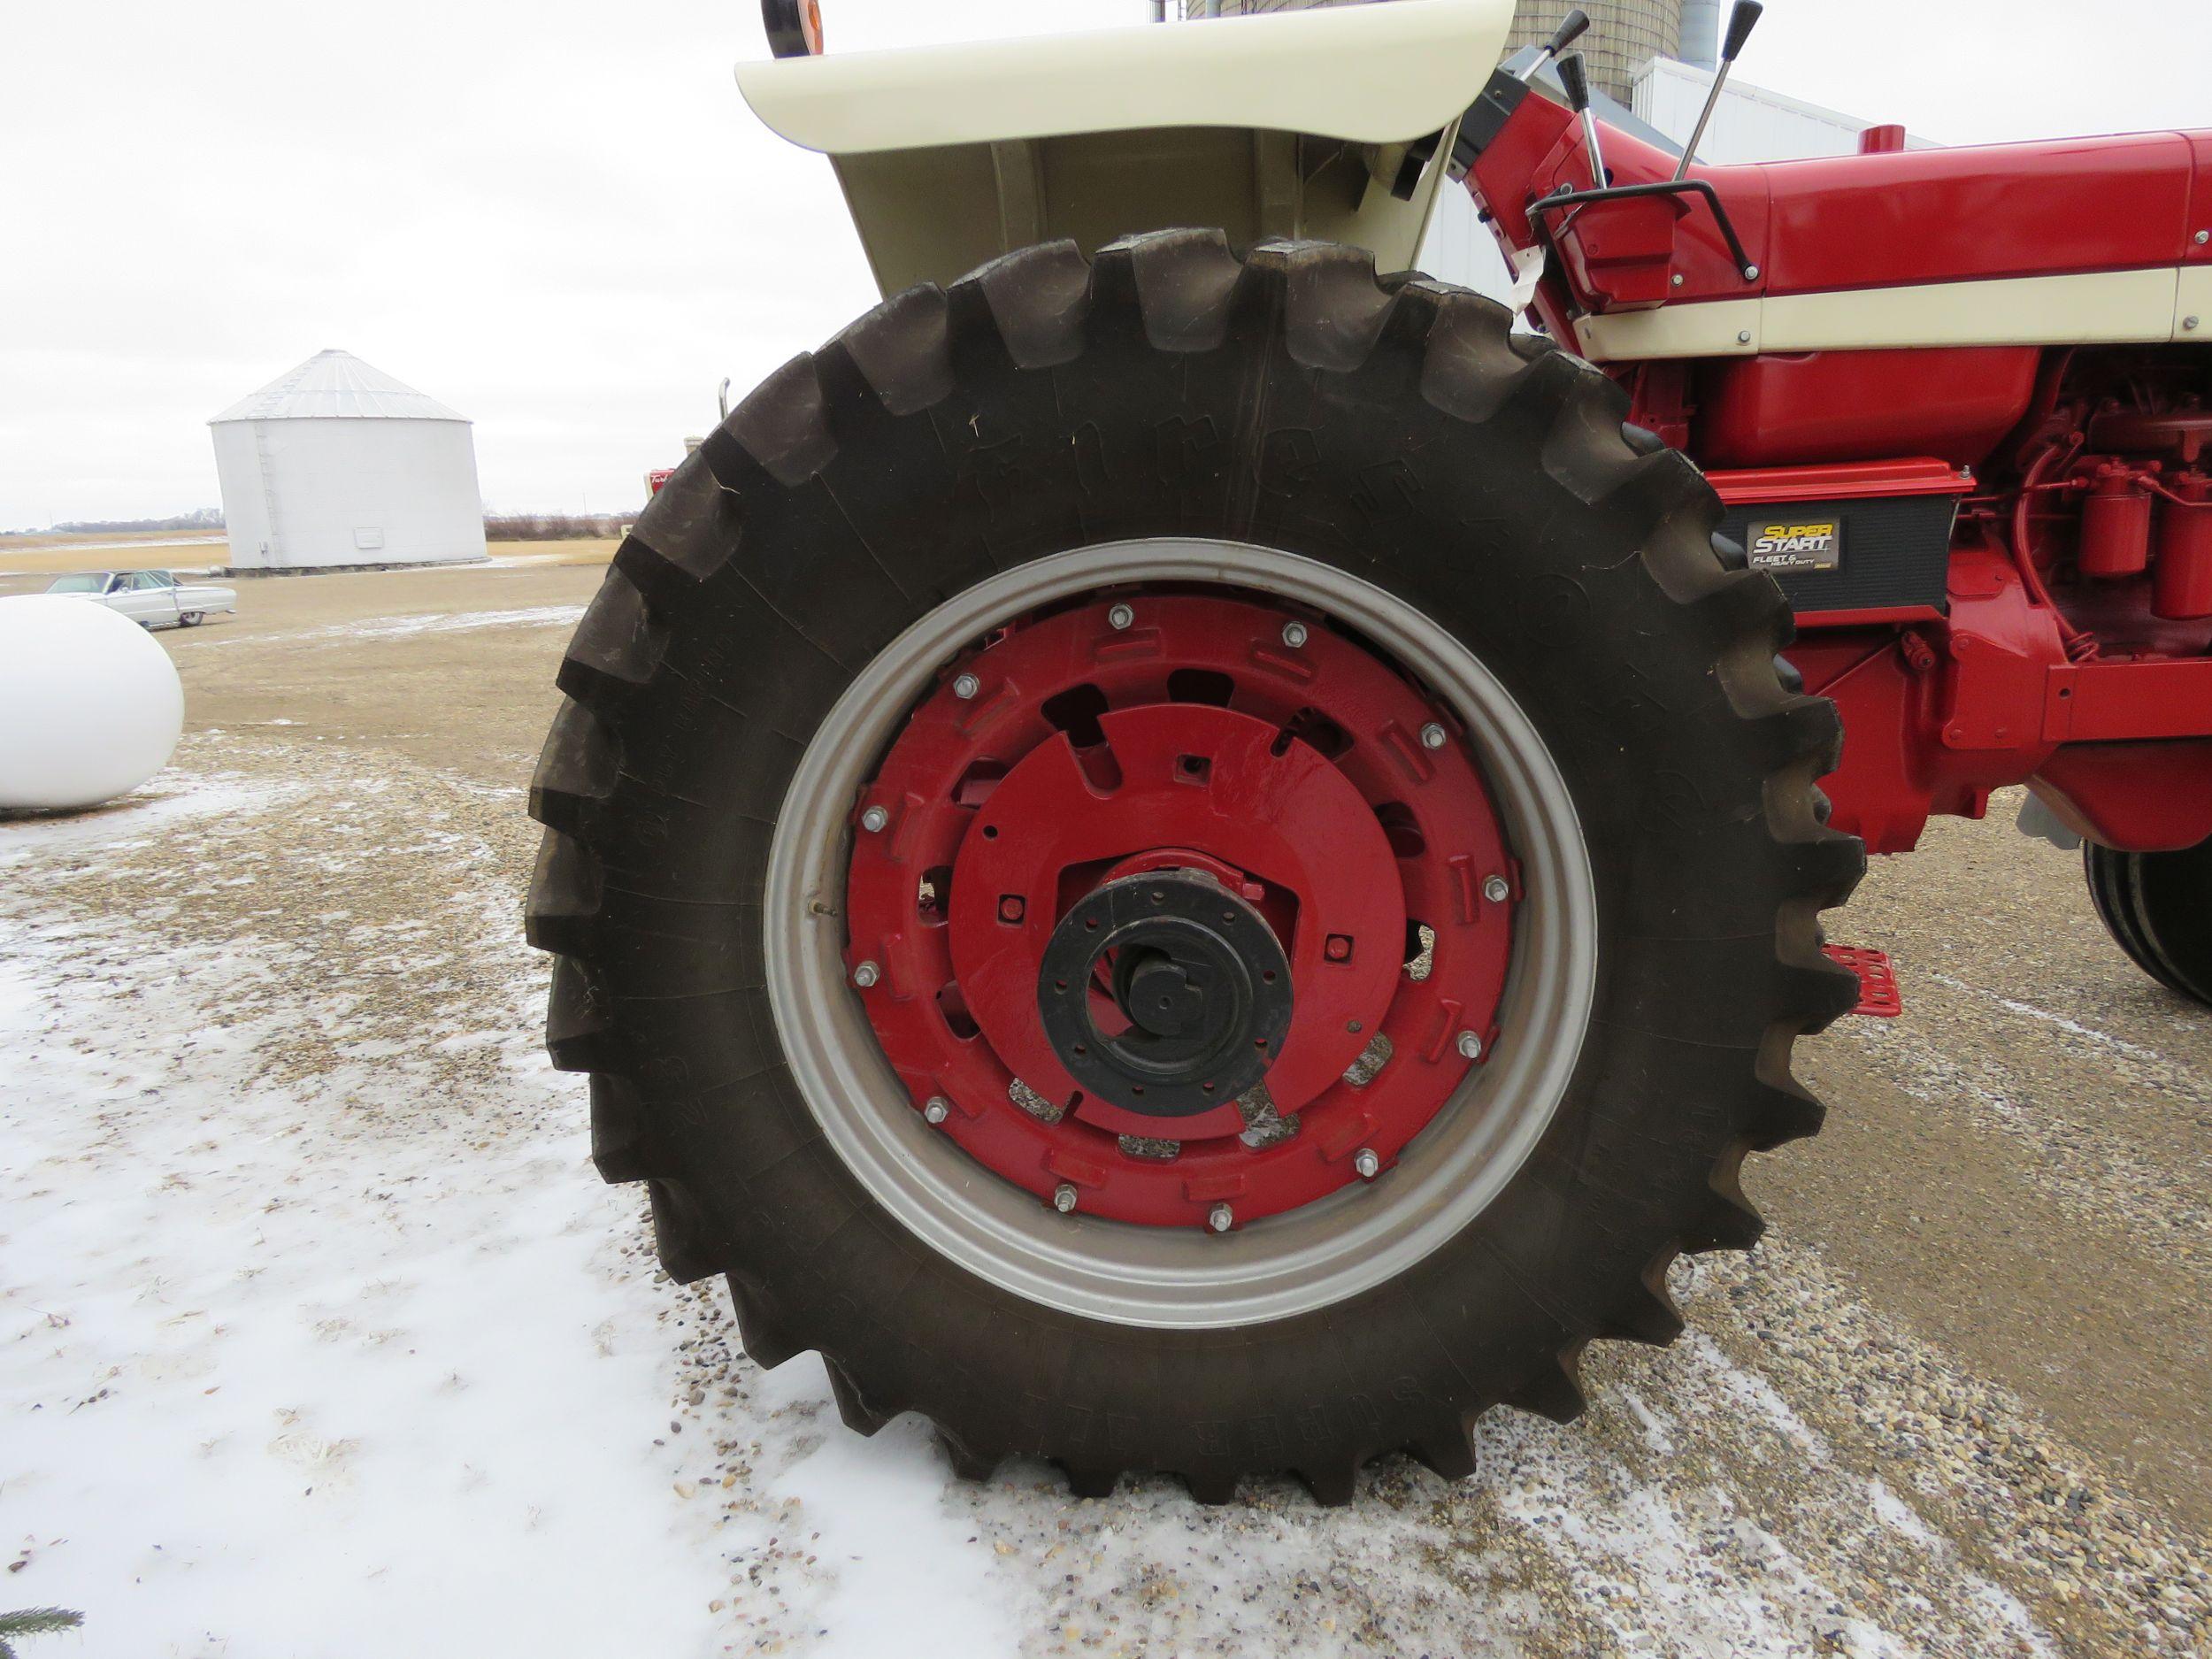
[1544,9,1591,57]
[1558,50,1593,113]
[1724,0,1764,61]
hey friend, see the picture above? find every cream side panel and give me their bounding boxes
[1577,267,2198,364]
[1575,300,1763,361]
[2178,265,2212,336]
[1761,268,2180,352]
[736,0,1513,156]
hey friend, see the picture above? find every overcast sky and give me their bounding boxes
[2,0,2202,528]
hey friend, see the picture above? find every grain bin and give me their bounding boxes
[209,349,487,572]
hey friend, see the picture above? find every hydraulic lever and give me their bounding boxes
[1558,52,1606,191]
[1518,9,1588,81]
[1673,1,1763,180]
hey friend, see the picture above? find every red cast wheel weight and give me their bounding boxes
[841,590,1516,1229]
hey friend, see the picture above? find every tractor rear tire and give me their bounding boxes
[2085,839,2212,1006]
[527,234,1863,1502]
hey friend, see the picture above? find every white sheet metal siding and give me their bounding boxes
[1633,58,1922,163]
[209,351,486,571]
[1419,187,1516,309]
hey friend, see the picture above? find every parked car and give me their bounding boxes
[45,569,237,629]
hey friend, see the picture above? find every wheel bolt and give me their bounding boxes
[1419,721,1448,750]
[952,672,980,701]
[852,960,880,989]
[1483,874,1510,904]
[1353,1147,1380,1179]
[1053,1183,1080,1214]
[859,804,889,833]
[1456,1029,1482,1060]
[1207,1203,1234,1233]
[1280,620,1309,649]
[923,1096,949,1125]
[1107,603,1135,631]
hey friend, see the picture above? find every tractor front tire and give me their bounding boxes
[2085,838,2212,1006]
[527,233,1863,1502]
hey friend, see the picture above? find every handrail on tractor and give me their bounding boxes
[1527,178,1762,284]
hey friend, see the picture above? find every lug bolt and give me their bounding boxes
[1418,721,1448,750]
[1207,1203,1234,1233]
[1456,1029,1483,1061]
[1353,1147,1381,1179]
[952,672,980,700]
[997,895,1025,924]
[1107,603,1135,631]
[1280,619,1310,649]
[1483,874,1511,904]
[859,804,889,833]
[1053,1183,1080,1214]
[851,960,880,989]
[923,1096,949,1125]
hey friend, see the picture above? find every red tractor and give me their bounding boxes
[531,0,2211,1501]
[1463,5,2212,994]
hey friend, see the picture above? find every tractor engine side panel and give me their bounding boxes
[1695,348,2041,471]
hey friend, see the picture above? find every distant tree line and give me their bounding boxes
[49,508,223,534]
[483,512,628,541]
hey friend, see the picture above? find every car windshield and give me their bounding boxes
[46,572,109,593]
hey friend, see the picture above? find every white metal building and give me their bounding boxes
[209,349,488,572]
[1632,58,1930,165]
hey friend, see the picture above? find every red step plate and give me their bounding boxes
[1824,944,1901,1018]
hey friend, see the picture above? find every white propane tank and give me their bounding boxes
[0,595,186,812]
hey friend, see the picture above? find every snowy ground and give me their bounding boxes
[4,672,2208,1655]
[195,604,588,648]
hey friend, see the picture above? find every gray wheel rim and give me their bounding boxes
[764,540,1598,1329]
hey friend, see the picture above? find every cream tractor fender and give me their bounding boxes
[736,0,1516,299]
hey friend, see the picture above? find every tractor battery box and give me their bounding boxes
[1709,458,1970,618]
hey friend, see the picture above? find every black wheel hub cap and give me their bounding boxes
[1036,870,1294,1118]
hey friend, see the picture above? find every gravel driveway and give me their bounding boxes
[4,556,2205,1657]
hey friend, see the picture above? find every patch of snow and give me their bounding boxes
[0,771,721,1657]
[0,773,298,868]
[747,1363,1018,1656]
[1683,1333,1821,1452]
[0,755,2111,1659]
[203,605,588,648]
[1617,1386,1678,1455]
[1926,972,2162,1061]
[1867,1480,1936,1547]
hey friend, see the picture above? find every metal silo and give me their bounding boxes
[209,350,488,573]
[1504,0,1682,103]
